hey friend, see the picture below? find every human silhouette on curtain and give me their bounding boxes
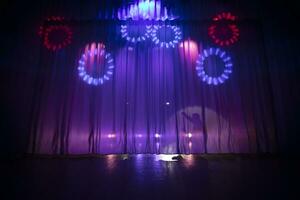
[181,111,206,153]
[181,112,202,132]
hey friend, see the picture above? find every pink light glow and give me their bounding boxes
[108,134,116,138]
[179,40,199,62]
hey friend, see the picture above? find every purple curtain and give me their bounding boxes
[3,0,298,156]
[26,18,279,154]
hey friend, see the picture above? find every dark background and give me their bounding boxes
[0,0,299,158]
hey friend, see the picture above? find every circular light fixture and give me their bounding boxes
[38,16,65,36]
[212,12,237,21]
[39,16,73,51]
[43,25,73,51]
[151,25,182,48]
[77,43,115,86]
[120,25,152,43]
[208,12,240,46]
[195,47,233,85]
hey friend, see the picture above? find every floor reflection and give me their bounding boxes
[11,154,292,200]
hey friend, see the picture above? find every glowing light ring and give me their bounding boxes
[212,12,237,21]
[208,12,240,46]
[120,25,152,43]
[208,24,239,46]
[77,49,115,86]
[151,25,182,48]
[43,25,73,51]
[195,48,233,85]
[38,16,65,36]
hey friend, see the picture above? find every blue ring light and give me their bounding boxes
[151,25,182,48]
[77,48,115,86]
[120,25,152,43]
[196,47,233,85]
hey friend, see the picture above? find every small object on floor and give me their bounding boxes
[121,154,129,160]
[172,155,184,160]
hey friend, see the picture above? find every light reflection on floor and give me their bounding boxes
[155,154,180,162]
[11,154,291,200]
[106,154,195,163]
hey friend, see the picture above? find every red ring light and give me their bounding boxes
[38,16,65,36]
[43,25,73,51]
[208,12,240,46]
[212,12,237,21]
[38,16,73,51]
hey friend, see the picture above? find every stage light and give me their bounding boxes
[187,133,192,138]
[155,133,160,138]
[208,12,240,46]
[195,47,233,85]
[165,102,170,105]
[38,16,65,36]
[120,25,152,44]
[117,0,177,21]
[77,43,114,86]
[151,25,182,48]
[108,134,116,138]
[188,141,192,150]
[212,12,237,21]
[39,16,73,51]
[156,142,160,149]
[179,40,199,61]
[43,26,73,51]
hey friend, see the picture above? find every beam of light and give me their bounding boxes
[156,142,160,151]
[179,39,199,62]
[117,0,177,21]
[77,42,114,86]
[108,134,116,138]
[195,47,233,86]
[188,141,192,150]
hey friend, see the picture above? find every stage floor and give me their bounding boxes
[7,154,297,200]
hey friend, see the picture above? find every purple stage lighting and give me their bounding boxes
[195,47,233,85]
[151,25,182,48]
[187,133,192,138]
[117,0,177,21]
[77,43,115,86]
[120,25,152,43]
